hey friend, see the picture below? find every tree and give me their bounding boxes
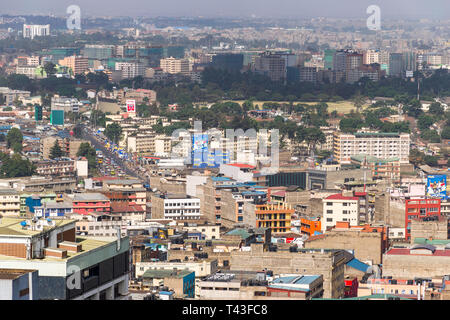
[76,142,97,170]
[104,123,123,143]
[0,153,35,178]
[352,94,366,113]
[6,128,23,151]
[428,102,444,115]
[424,155,438,167]
[44,62,56,76]
[304,127,326,154]
[441,127,450,140]
[50,141,64,159]
[420,130,441,143]
[417,114,434,131]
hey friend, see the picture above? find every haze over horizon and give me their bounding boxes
[1,0,450,20]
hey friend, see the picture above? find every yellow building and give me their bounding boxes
[255,202,293,233]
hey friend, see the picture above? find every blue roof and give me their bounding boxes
[346,258,370,273]
[211,176,231,181]
[159,291,173,295]
[272,275,320,285]
[241,191,266,196]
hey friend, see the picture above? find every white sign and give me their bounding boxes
[126,100,136,113]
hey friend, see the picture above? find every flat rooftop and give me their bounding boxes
[0,236,118,262]
[73,193,110,202]
[0,217,75,237]
[0,268,35,280]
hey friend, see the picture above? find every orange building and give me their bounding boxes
[300,217,322,236]
[255,202,294,233]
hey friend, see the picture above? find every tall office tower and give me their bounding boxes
[211,53,244,72]
[403,52,417,74]
[23,24,50,39]
[332,51,348,72]
[115,62,145,79]
[159,57,190,76]
[83,45,115,60]
[389,53,404,77]
[252,51,292,82]
[345,53,363,72]
[324,50,336,70]
[363,50,380,65]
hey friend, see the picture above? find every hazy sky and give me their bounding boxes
[2,0,450,19]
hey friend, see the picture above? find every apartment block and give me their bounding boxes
[0,189,20,216]
[405,199,441,240]
[255,202,294,233]
[58,55,89,74]
[160,57,190,76]
[322,194,360,232]
[333,132,410,164]
[151,193,202,221]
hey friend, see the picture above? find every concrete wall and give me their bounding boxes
[230,244,345,299]
[382,253,450,279]
[304,230,383,265]
[410,219,449,243]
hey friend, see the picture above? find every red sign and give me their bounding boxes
[126,100,136,113]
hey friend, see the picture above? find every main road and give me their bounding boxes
[76,124,150,185]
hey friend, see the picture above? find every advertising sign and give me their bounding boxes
[427,175,447,199]
[126,100,136,113]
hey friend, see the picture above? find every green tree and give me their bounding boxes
[441,126,450,140]
[104,122,123,143]
[428,102,444,115]
[49,141,64,159]
[0,153,35,177]
[44,62,56,76]
[417,114,434,131]
[76,142,97,170]
[6,128,23,151]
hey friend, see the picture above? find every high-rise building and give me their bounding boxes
[389,53,404,77]
[58,55,89,75]
[160,57,190,76]
[83,45,115,60]
[115,62,145,79]
[251,51,292,82]
[23,24,50,39]
[211,53,244,72]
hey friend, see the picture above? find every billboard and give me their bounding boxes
[126,100,136,113]
[427,175,447,199]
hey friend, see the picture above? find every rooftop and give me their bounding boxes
[73,193,110,202]
[142,268,193,279]
[325,194,359,201]
[0,269,35,280]
[0,217,75,237]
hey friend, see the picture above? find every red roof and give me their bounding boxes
[354,192,367,196]
[325,194,359,201]
[227,163,255,169]
[386,248,450,257]
[92,176,119,182]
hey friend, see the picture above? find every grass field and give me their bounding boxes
[221,100,370,114]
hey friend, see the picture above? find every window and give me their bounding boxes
[327,210,333,214]
[326,202,332,206]
[327,218,333,222]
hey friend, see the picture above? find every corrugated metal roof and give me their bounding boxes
[346,258,370,273]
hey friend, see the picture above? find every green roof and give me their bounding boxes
[225,228,252,240]
[351,154,399,163]
[414,238,450,246]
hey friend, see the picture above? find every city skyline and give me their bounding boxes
[2,0,450,19]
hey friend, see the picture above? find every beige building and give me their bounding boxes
[304,228,384,265]
[410,217,450,243]
[160,57,190,76]
[383,246,450,279]
[135,260,217,279]
[58,55,89,74]
[333,132,410,164]
[0,189,21,216]
[230,243,346,299]
[127,134,171,155]
[41,137,86,160]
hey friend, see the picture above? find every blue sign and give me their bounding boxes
[427,175,447,199]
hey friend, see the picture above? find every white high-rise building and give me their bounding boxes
[23,24,50,39]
